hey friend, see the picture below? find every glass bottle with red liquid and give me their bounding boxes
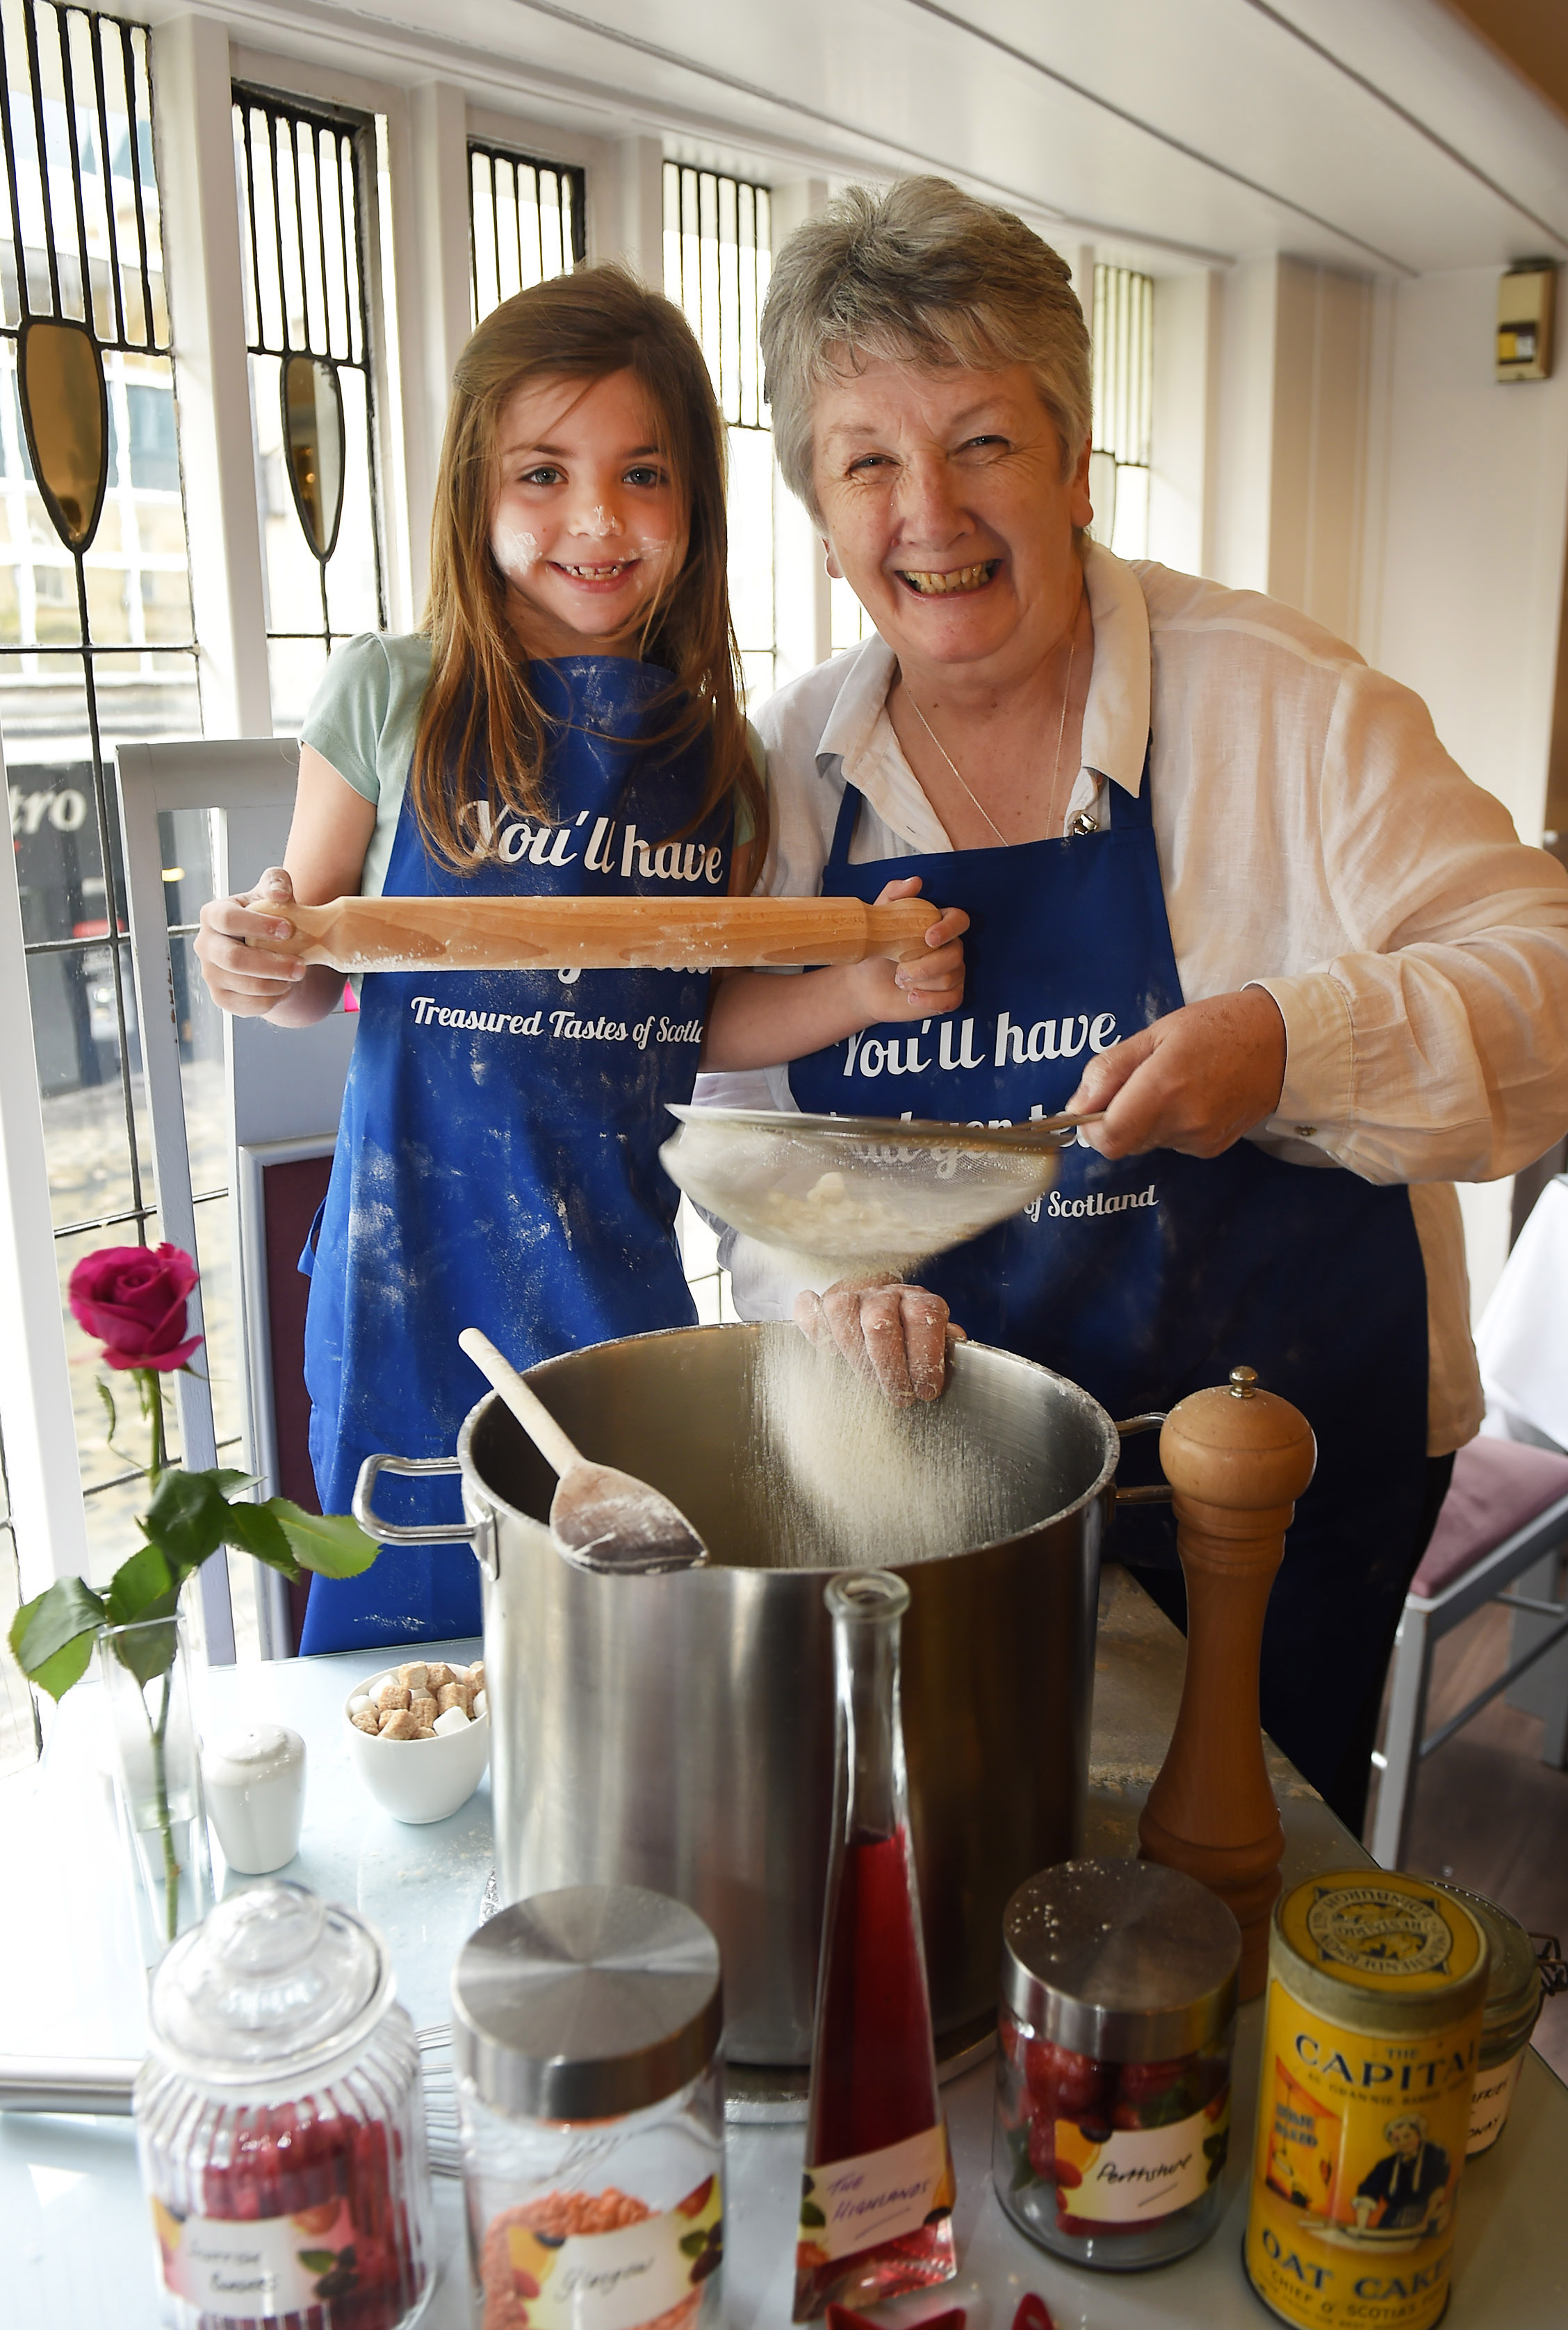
[794,1570,957,2322]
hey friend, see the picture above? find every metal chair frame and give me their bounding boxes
[1371,1492,1568,1870]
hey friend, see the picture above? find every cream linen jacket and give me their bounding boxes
[697,544,1568,1453]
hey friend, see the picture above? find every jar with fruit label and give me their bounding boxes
[994,1859,1241,2270]
[133,1879,433,2330]
[451,1885,726,2330]
[1432,1881,1542,2157]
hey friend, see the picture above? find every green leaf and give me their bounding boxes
[9,1579,107,1700]
[97,1377,122,1451]
[142,1470,232,1570]
[266,1502,378,1580]
[213,1469,255,1496]
[798,2201,826,2229]
[105,1542,178,1627]
[295,2251,339,2275]
[678,2232,709,2258]
[219,1499,301,1579]
[110,1614,179,1690]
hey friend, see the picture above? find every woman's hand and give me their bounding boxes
[848,875,968,1024]
[792,1273,967,1405]
[1065,988,1287,1158]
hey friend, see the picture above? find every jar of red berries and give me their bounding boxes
[134,1879,433,2329]
[994,1859,1240,2270]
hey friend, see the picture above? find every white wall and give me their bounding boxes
[1363,266,1568,850]
[1362,265,1568,1318]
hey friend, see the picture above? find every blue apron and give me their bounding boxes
[787,760,1431,1804]
[299,658,729,1652]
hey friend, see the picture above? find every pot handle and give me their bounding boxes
[352,1453,498,1579]
[1111,1412,1174,1505]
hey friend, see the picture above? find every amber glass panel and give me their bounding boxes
[280,352,345,562]
[18,318,109,551]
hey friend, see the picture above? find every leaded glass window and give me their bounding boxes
[232,85,385,733]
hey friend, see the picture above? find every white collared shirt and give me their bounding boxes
[698,543,1568,1453]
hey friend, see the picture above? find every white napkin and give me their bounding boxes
[1476,1176,1568,1447]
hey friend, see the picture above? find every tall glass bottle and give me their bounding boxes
[793,1571,958,2321]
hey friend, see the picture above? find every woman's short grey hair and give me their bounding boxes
[761,177,1091,520]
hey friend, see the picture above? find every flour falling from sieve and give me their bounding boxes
[749,1326,1028,1569]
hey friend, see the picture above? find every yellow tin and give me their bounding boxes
[1245,1870,1489,2330]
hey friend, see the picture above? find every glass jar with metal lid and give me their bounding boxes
[1245,1868,1489,2330]
[1431,1881,1542,2157]
[451,1884,725,2330]
[993,1857,1241,2269]
[133,1879,433,2330]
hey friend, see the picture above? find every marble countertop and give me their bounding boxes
[1,1570,1562,2328]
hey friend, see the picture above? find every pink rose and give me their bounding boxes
[69,1243,202,1372]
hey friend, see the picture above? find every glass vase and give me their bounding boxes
[97,1613,213,1964]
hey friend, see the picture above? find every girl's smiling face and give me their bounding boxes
[490,369,688,658]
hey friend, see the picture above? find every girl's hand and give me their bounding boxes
[850,875,968,1025]
[195,866,311,1016]
[793,1274,967,1406]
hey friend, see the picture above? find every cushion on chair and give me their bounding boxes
[1412,1435,1568,1597]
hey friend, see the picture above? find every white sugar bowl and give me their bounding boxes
[202,1724,307,1874]
[343,1666,490,1825]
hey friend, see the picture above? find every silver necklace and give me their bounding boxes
[902,609,1079,847]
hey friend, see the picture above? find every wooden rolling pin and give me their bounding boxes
[1138,1365,1317,1999]
[259,894,943,974]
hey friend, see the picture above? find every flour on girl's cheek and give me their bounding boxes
[491,523,542,581]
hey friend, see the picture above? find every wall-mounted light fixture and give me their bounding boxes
[1497,261,1556,382]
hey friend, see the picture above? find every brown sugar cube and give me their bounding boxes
[436,1681,472,1715]
[397,1661,430,1691]
[350,1708,381,1734]
[414,1723,436,1739]
[379,1708,424,1739]
[466,1661,485,1691]
[410,1693,439,1727]
[374,1679,411,1712]
[424,1662,456,1691]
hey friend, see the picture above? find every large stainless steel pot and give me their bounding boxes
[357,1322,1137,2066]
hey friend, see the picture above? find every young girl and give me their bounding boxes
[198,267,964,1652]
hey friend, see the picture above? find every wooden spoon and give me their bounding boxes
[458,1328,709,1574]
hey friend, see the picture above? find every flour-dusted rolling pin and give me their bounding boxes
[256,894,944,975]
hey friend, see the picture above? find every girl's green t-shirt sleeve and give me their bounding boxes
[301,634,395,804]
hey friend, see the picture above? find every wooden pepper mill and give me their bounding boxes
[1138,1366,1316,1998]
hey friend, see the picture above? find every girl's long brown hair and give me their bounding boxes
[416,265,765,878]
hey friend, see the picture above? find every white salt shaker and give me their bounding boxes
[202,1724,307,1874]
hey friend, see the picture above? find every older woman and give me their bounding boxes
[699,177,1568,1830]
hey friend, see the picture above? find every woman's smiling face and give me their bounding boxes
[810,356,1092,685]
[489,368,688,658]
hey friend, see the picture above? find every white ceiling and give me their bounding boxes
[188,0,1568,275]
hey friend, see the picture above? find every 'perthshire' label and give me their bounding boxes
[1054,2096,1228,2223]
[799,2122,953,2262]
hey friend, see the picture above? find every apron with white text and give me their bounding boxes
[300,658,728,1652]
[787,760,1430,1797]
